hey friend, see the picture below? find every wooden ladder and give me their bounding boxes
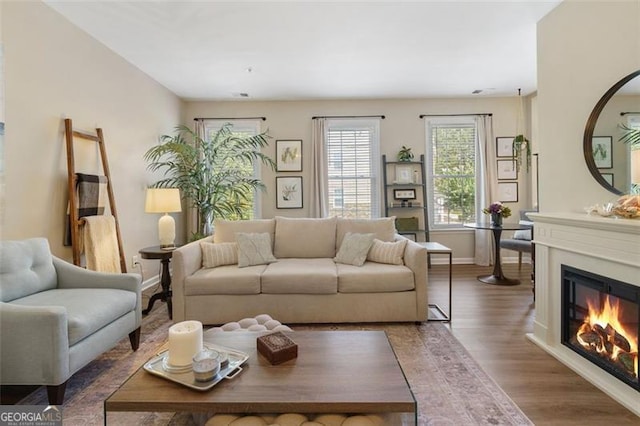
[64,118,127,272]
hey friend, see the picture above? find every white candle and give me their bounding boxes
[167,320,203,367]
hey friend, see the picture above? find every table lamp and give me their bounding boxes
[145,188,182,249]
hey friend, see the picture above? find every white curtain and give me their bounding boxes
[309,118,329,218]
[475,115,496,266]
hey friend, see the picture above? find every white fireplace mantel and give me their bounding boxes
[528,212,640,416]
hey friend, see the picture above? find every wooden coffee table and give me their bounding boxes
[105,330,416,422]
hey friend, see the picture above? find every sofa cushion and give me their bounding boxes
[201,242,238,268]
[236,233,277,267]
[186,265,266,295]
[274,216,337,258]
[261,258,338,294]
[333,232,375,267]
[213,219,276,245]
[367,239,407,265]
[11,288,136,345]
[337,262,415,293]
[336,217,396,249]
[0,238,57,302]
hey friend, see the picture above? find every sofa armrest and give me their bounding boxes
[0,302,70,385]
[172,236,212,322]
[397,235,428,321]
[53,256,141,292]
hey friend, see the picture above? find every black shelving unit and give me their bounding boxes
[382,154,430,244]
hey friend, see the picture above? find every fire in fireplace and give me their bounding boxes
[561,265,639,391]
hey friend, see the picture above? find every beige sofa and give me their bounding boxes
[172,216,428,325]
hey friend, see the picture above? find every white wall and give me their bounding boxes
[185,97,532,260]
[1,1,184,277]
[537,0,640,212]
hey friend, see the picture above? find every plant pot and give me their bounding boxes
[491,213,503,227]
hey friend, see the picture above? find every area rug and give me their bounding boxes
[17,309,532,426]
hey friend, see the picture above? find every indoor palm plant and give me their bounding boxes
[144,124,276,239]
[619,124,640,147]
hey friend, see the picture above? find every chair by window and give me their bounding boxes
[499,209,535,269]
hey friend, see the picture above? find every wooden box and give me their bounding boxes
[257,332,298,365]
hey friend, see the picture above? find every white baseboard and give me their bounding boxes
[141,275,160,292]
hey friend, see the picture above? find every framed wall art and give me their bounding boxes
[602,173,614,186]
[497,159,517,180]
[497,182,518,203]
[496,137,514,158]
[276,140,302,172]
[394,165,413,183]
[592,136,612,169]
[276,176,303,209]
[393,189,416,200]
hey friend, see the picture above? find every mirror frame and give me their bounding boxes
[583,69,640,195]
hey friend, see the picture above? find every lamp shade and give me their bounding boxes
[145,188,182,213]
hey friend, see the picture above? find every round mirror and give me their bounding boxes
[583,70,640,195]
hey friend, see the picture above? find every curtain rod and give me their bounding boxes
[312,114,385,120]
[419,113,492,118]
[620,112,640,116]
[194,117,266,121]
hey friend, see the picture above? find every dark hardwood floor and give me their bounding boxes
[428,262,638,425]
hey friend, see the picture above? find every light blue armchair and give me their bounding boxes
[0,238,141,404]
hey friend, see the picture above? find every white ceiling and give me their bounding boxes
[43,0,562,101]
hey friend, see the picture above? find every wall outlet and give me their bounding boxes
[132,255,140,269]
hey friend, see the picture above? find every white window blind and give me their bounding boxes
[326,119,380,218]
[425,118,478,229]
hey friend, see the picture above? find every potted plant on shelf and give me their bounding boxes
[144,124,276,240]
[397,145,414,162]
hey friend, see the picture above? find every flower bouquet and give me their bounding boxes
[482,201,511,226]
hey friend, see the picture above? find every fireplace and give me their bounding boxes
[561,265,639,391]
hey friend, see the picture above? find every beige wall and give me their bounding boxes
[537,0,640,212]
[1,1,183,277]
[185,97,533,261]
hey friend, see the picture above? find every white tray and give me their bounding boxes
[144,342,249,391]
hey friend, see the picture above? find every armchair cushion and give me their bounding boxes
[11,288,137,345]
[0,239,57,302]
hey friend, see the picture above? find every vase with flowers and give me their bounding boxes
[482,201,511,227]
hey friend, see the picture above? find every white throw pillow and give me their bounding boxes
[513,229,532,240]
[200,242,238,268]
[367,239,407,265]
[334,232,375,267]
[236,232,277,268]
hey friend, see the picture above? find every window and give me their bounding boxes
[202,119,262,219]
[326,119,381,218]
[425,118,478,229]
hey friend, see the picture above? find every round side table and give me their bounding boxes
[139,246,175,319]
